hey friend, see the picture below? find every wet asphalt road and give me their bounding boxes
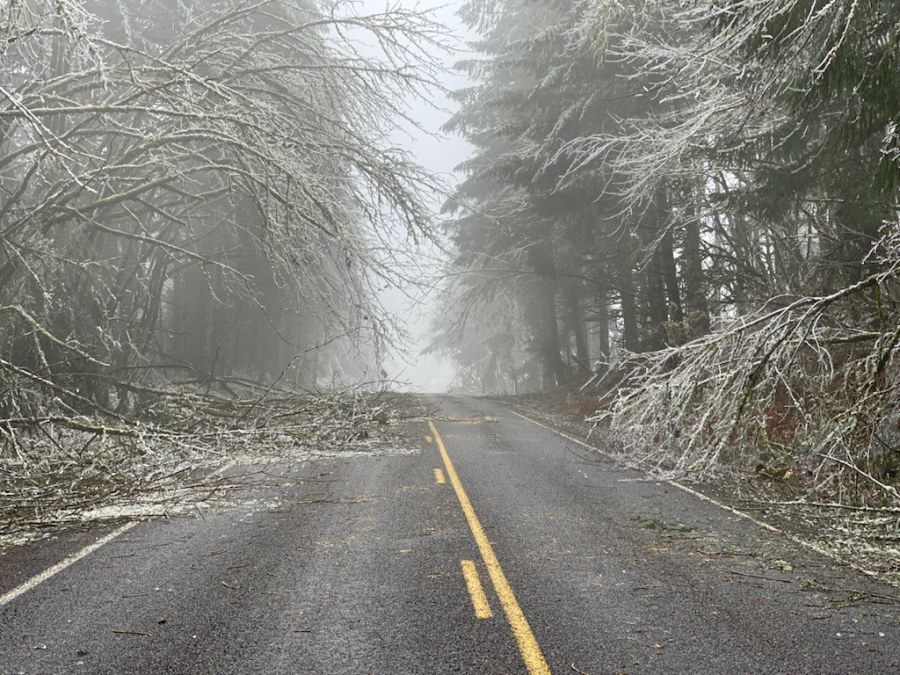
[1,395,899,674]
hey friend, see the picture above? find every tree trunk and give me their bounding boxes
[614,239,640,352]
[595,270,611,362]
[640,214,668,351]
[539,278,567,389]
[659,230,682,323]
[565,285,591,377]
[683,192,710,336]
[655,187,683,324]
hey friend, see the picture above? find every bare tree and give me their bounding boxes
[0,0,446,419]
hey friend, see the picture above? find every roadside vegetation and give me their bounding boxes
[0,0,441,541]
[431,0,900,571]
[1,387,403,546]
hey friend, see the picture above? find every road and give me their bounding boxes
[1,396,898,674]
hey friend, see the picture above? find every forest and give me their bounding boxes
[431,0,900,510]
[1,0,899,538]
[1,2,899,665]
[0,0,446,407]
[0,0,443,531]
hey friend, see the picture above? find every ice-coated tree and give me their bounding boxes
[0,0,444,416]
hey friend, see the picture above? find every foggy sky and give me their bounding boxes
[358,0,475,392]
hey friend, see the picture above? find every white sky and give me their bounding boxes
[356,0,475,392]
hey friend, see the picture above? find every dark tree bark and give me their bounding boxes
[539,277,568,390]
[683,192,710,336]
[640,214,668,351]
[614,237,641,352]
[591,261,611,365]
[595,293,611,361]
[660,231,682,322]
[565,285,592,377]
[656,187,683,324]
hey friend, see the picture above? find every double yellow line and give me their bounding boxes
[428,421,551,675]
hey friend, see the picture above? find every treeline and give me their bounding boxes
[434,0,899,398]
[0,0,439,420]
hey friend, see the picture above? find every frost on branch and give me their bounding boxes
[0,0,444,411]
[0,1,445,534]
[0,387,407,543]
[591,220,900,507]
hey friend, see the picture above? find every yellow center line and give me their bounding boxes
[461,560,493,619]
[434,468,446,485]
[428,420,551,675]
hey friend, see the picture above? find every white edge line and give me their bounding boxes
[506,407,896,587]
[0,521,139,607]
[0,457,239,608]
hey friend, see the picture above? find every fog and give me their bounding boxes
[358,0,474,393]
[4,4,900,654]
[0,0,470,412]
[2,0,897,406]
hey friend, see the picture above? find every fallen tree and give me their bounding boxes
[0,385,405,541]
[587,221,900,510]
